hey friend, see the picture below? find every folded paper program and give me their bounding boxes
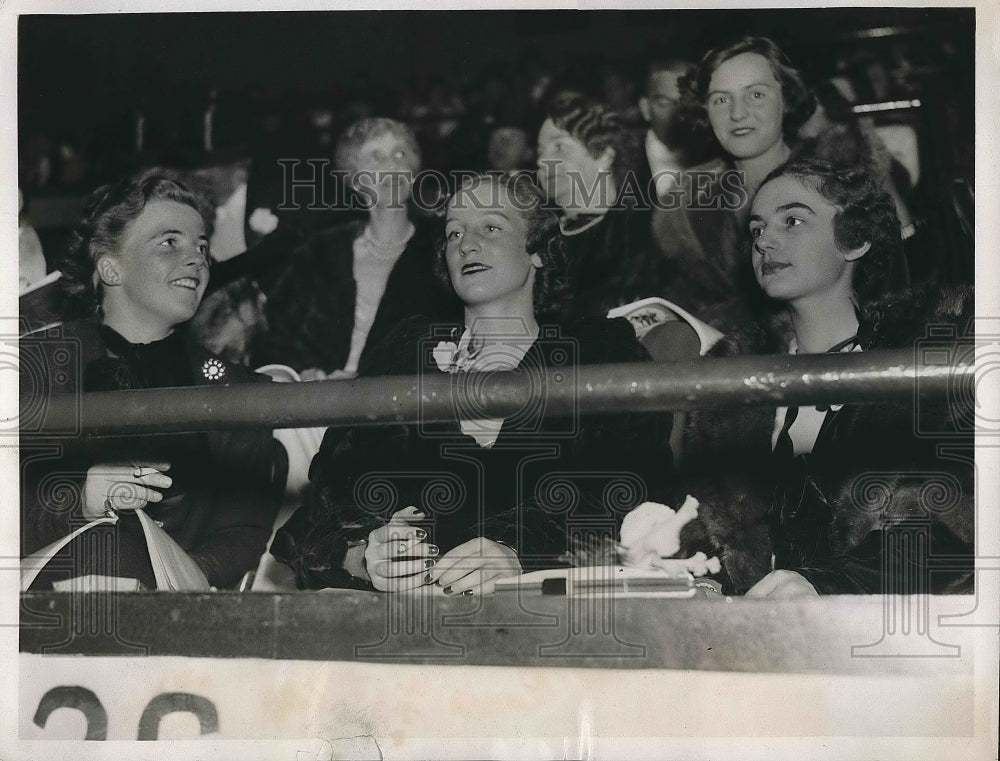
[21,509,210,592]
[135,509,211,591]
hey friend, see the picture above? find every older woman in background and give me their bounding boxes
[251,117,459,378]
[535,91,667,321]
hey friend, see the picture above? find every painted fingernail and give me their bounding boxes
[443,585,454,595]
[463,589,474,596]
[415,529,427,540]
[428,545,439,557]
[424,558,436,568]
[423,573,433,583]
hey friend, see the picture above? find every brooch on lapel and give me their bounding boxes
[201,358,226,381]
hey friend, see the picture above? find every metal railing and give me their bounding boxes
[21,348,972,435]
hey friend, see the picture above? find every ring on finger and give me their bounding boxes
[396,541,408,556]
[133,468,144,479]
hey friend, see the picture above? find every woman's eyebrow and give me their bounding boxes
[146,228,183,242]
[708,81,775,96]
[776,202,816,214]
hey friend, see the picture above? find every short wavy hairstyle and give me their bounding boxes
[679,36,816,152]
[334,117,422,188]
[59,169,215,317]
[434,172,569,318]
[759,156,901,306]
[544,91,643,205]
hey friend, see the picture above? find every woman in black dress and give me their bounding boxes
[21,170,280,590]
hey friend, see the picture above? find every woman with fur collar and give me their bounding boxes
[672,157,974,598]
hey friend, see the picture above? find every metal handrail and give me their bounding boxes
[19,348,972,436]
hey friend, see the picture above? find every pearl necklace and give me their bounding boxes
[361,222,414,259]
[559,213,606,237]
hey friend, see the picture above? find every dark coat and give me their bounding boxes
[677,286,975,594]
[559,204,668,322]
[271,315,674,589]
[250,217,460,373]
[649,158,766,329]
[20,318,281,589]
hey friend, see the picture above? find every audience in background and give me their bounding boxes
[639,59,713,199]
[487,124,535,172]
[18,188,47,293]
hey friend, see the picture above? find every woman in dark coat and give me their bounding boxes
[21,171,280,590]
[651,36,817,328]
[668,157,974,597]
[250,117,459,378]
[535,91,664,321]
[271,172,673,594]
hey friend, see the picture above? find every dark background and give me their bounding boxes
[17,7,975,267]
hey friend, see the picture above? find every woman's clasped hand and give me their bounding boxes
[364,506,521,595]
[364,507,438,592]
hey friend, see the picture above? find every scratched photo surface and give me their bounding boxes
[3,2,997,759]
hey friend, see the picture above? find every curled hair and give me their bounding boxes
[59,169,214,317]
[434,172,569,318]
[760,157,901,306]
[678,36,816,153]
[334,117,422,188]
[544,91,642,205]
